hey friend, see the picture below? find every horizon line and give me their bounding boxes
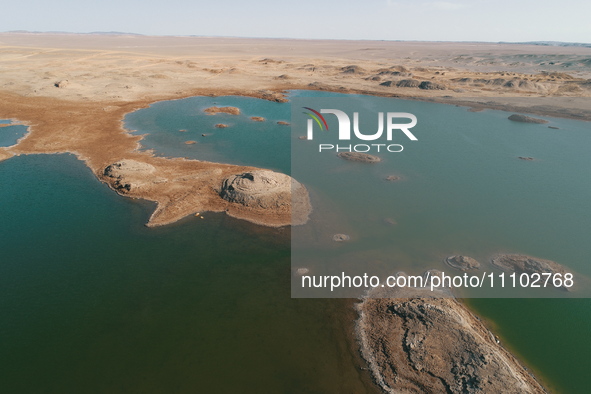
[2,30,590,47]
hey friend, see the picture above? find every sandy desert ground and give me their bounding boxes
[0,33,589,227]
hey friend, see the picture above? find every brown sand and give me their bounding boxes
[1,33,589,226]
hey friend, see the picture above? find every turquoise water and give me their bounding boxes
[1,92,590,392]
[123,91,591,391]
[290,95,591,298]
[0,119,28,147]
[125,96,292,174]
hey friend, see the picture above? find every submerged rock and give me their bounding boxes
[215,123,228,128]
[332,234,350,242]
[518,156,534,161]
[337,152,381,163]
[250,116,266,122]
[491,254,573,291]
[383,218,397,226]
[385,175,402,181]
[444,255,480,271]
[508,114,548,124]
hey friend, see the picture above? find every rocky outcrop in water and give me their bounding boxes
[356,289,546,394]
[204,106,241,115]
[220,170,311,225]
[337,152,381,163]
[491,254,572,290]
[508,114,548,124]
[332,234,350,242]
[250,116,265,122]
[444,255,480,271]
[385,175,402,181]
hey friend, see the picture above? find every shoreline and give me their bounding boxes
[1,85,589,229]
[355,293,548,393]
[1,35,589,393]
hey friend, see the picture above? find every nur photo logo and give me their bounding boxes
[302,106,418,153]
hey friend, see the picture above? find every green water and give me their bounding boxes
[466,298,591,393]
[0,154,374,393]
[1,92,590,393]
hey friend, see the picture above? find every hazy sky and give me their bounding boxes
[3,0,591,43]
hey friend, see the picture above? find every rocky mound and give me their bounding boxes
[419,81,446,90]
[332,234,350,242]
[379,80,396,87]
[103,159,157,192]
[341,65,365,74]
[396,79,421,88]
[356,296,546,394]
[508,114,548,124]
[204,106,241,115]
[220,170,311,225]
[378,70,412,77]
[337,152,381,163]
[385,175,402,181]
[491,254,572,290]
[503,79,540,90]
[444,255,480,271]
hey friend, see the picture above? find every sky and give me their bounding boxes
[3,0,591,43]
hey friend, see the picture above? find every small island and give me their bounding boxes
[204,106,241,115]
[337,152,381,163]
[444,255,480,271]
[508,114,548,124]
